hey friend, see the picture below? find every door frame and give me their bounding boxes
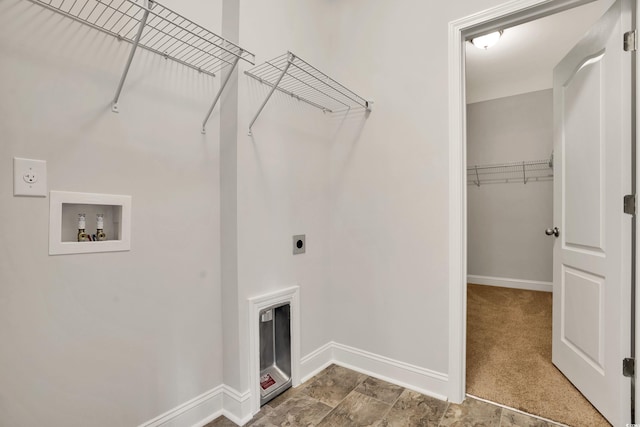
[447,0,612,404]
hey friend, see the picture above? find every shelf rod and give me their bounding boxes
[139,2,252,67]
[201,50,242,134]
[30,0,214,78]
[466,160,551,172]
[248,54,292,136]
[111,0,152,113]
[244,71,332,112]
[284,61,350,110]
[286,52,369,109]
[287,61,363,110]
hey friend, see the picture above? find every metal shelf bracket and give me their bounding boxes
[202,51,242,134]
[112,0,152,113]
[245,51,372,136]
[248,53,293,136]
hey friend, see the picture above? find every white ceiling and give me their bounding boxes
[465,0,613,104]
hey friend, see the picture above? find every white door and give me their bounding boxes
[552,1,633,425]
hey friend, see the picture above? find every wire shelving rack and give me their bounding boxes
[467,158,554,186]
[244,51,372,135]
[28,0,255,132]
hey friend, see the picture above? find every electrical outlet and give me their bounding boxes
[293,234,305,255]
[14,157,47,197]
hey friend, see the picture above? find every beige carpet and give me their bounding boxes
[466,283,610,427]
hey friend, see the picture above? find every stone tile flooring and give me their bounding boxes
[206,364,563,427]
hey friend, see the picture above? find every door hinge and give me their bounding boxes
[624,30,637,52]
[624,194,636,215]
[624,358,635,377]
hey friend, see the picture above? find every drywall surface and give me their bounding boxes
[219,0,244,395]
[0,1,572,423]
[229,0,335,395]
[322,0,511,376]
[467,90,554,282]
[231,0,547,395]
[0,1,224,425]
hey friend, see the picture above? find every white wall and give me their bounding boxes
[323,0,510,377]
[221,0,335,396]
[0,1,224,425]
[466,90,554,283]
[230,0,545,401]
[1,0,569,424]
[219,0,244,395]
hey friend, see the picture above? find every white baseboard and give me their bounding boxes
[138,385,252,427]
[332,342,448,401]
[467,275,552,292]
[300,341,334,383]
[220,386,253,426]
[142,341,449,427]
[300,342,448,401]
[138,386,224,427]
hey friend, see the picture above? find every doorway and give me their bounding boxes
[448,0,635,425]
[464,5,608,426]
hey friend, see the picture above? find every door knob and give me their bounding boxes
[545,227,560,237]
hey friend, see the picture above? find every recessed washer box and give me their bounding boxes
[49,191,131,255]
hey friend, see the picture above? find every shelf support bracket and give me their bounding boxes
[201,51,242,134]
[248,54,293,136]
[111,1,152,113]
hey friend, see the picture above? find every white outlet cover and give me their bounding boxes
[14,157,47,197]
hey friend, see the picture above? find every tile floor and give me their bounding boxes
[205,364,563,427]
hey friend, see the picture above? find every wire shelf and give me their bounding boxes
[244,51,372,134]
[29,0,255,76]
[28,0,254,129]
[467,159,553,186]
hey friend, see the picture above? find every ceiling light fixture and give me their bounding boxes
[470,30,504,50]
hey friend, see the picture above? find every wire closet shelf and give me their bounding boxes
[30,0,254,75]
[467,159,554,186]
[28,0,255,130]
[244,51,372,135]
